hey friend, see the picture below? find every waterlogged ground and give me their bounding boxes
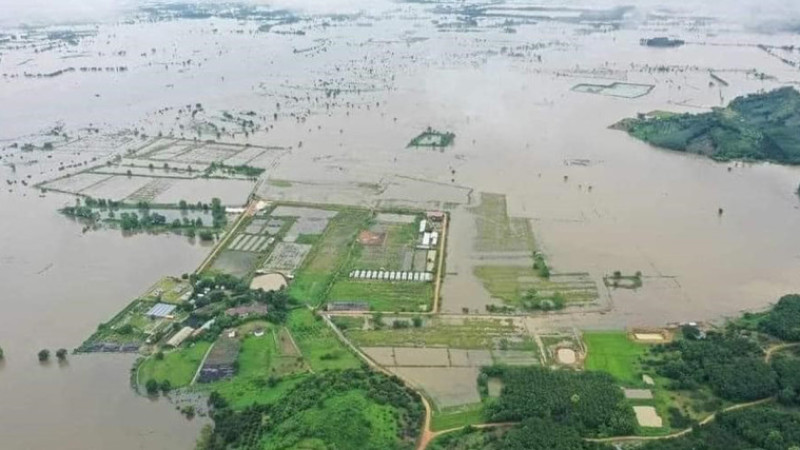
[2,0,800,447]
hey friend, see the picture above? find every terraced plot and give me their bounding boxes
[474,265,599,309]
[469,193,534,253]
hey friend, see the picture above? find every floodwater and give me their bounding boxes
[2,0,800,447]
[0,190,209,449]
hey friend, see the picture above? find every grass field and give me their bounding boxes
[289,208,371,306]
[144,276,190,304]
[138,341,210,388]
[583,331,647,384]
[202,373,308,410]
[430,404,485,431]
[474,266,598,308]
[288,309,362,371]
[328,279,432,312]
[469,193,534,252]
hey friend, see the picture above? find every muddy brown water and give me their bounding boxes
[0,190,209,449]
[2,1,800,447]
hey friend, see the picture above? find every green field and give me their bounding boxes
[289,209,371,306]
[430,404,485,431]
[351,221,419,271]
[469,193,534,252]
[138,341,210,388]
[288,309,362,371]
[329,279,432,312]
[202,374,308,410]
[583,331,647,384]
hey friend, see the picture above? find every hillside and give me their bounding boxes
[620,87,800,164]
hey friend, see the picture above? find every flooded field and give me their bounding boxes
[3,0,800,447]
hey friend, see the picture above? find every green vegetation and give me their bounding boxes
[639,407,800,450]
[482,365,637,437]
[430,419,613,449]
[329,280,432,311]
[475,266,598,311]
[603,271,643,289]
[0,346,4,360]
[351,221,419,271]
[287,308,361,371]
[431,404,485,431]
[199,369,423,450]
[138,342,210,388]
[60,197,226,234]
[408,127,456,148]
[469,193,535,252]
[37,349,50,362]
[760,293,800,341]
[584,332,648,384]
[289,208,371,306]
[622,87,800,164]
[206,162,264,178]
[646,331,777,402]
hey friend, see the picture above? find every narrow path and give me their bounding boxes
[765,342,799,363]
[190,342,216,386]
[195,199,256,274]
[319,313,433,450]
[432,214,448,313]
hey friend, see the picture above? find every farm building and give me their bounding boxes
[166,326,194,347]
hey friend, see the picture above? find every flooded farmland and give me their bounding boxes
[2,0,800,447]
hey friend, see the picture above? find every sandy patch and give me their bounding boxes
[634,333,665,342]
[642,375,655,385]
[633,406,663,427]
[624,389,653,400]
[557,348,576,364]
[487,378,504,398]
[249,273,287,291]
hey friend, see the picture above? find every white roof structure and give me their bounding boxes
[146,303,176,318]
[419,219,427,233]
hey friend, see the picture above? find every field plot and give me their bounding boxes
[287,309,361,371]
[572,82,654,98]
[469,193,534,252]
[288,209,371,305]
[261,243,312,275]
[209,250,261,278]
[79,175,155,200]
[40,172,112,193]
[391,367,480,408]
[198,335,241,383]
[475,266,599,309]
[353,221,418,271]
[138,341,210,388]
[347,317,537,352]
[328,279,432,312]
[143,276,191,304]
[583,331,648,384]
[125,178,174,203]
[270,206,337,242]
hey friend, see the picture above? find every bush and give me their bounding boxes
[37,349,50,362]
[145,378,159,396]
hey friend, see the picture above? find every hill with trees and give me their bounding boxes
[620,87,800,164]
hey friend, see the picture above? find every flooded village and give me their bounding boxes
[2,0,800,449]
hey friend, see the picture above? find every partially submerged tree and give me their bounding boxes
[38,349,50,362]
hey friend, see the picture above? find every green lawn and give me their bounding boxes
[288,309,362,371]
[328,279,432,312]
[138,341,211,388]
[583,331,647,384]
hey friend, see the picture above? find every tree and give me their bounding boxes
[38,349,50,362]
[412,316,423,328]
[160,379,172,394]
[56,348,68,361]
[145,379,159,395]
[155,351,165,361]
[0,346,4,360]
